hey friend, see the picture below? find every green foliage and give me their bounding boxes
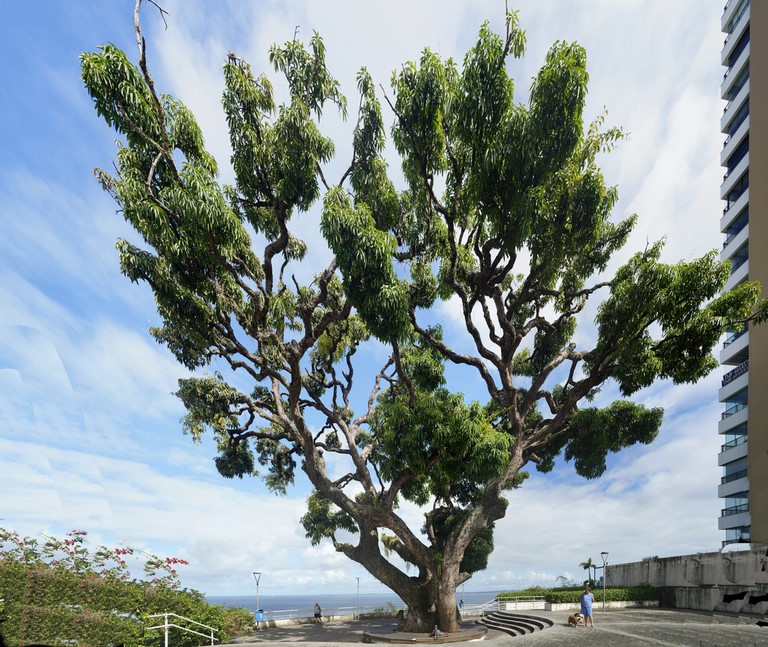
[301,492,358,546]
[368,338,511,508]
[221,605,258,634]
[0,528,232,647]
[540,583,658,604]
[535,400,663,479]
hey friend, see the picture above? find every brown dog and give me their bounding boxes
[568,613,584,627]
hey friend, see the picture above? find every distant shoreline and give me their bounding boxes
[206,590,507,614]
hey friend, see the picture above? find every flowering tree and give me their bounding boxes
[0,527,221,646]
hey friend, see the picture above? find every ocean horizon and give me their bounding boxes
[206,589,507,615]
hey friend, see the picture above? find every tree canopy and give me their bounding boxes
[81,2,760,633]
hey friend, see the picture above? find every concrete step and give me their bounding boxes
[476,611,555,638]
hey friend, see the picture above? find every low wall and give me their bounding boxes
[608,547,768,588]
[499,600,545,611]
[658,586,768,614]
[258,612,392,628]
[608,546,768,614]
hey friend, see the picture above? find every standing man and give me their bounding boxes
[580,586,595,627]
[313,602,322,624]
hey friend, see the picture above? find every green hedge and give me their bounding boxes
[0,558,242,647]
[498,583,658,604]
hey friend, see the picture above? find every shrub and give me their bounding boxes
[221,605,257,634]
[0,527,234,647]
[537,583,659,604]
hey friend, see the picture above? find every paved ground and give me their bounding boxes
[229,608,768,647]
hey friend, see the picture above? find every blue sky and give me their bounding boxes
[1,0,734,597]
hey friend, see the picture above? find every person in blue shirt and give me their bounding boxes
[580,586,595,627]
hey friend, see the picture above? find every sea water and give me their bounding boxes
[206,590,504,615]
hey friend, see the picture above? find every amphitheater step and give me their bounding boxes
[476,611,555,638]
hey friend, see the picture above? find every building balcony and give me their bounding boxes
[721,3,750,64]
[719,404,747,434]
[721,360,749,387]
[718,436,748,466]
[717,380,749,410]
[723,258,748,293]
[718,509,750,531]
[721,222,748,262]
[722,0,747,31]
[721,153,749,199]
[720,433,747,453]
[720,328,749,365]
[720,502,749,517]
[721,42,750,99]
[721,188,748,231]
[718,473,749,498]
[721,79,749,131]
[721,116,749,165]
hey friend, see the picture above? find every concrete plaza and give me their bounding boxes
[230,608,768,646]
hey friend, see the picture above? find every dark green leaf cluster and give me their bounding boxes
[535,400,663,479]
[368,340,510,507]
[321,188,409,339]
[592,245,761,395]
[301,492,358,546]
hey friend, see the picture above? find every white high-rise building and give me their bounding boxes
[718,0,767,547]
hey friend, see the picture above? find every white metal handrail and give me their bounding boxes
[147,612,219,647]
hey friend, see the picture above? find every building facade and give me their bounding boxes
[718,0,768,547]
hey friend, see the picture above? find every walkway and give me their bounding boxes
[229,608,768,647]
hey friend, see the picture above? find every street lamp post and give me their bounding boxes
[253,571,262,629]
[600,552,608,613]
[356,577,360,619]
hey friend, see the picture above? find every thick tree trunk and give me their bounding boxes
[394,566,462,634]
[434,575,462,633]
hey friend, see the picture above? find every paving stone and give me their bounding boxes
[229,608,768,647]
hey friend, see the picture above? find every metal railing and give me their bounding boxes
[721,503,749,517]
[497,596,546,611]
[147,612,218,647]
[723,326,748,346]
[721,434,747,452]
[460,596,546,618]
[722,402,746,419]
[722,360,749,386]
[721,468,748,485]
[260,603,403,622]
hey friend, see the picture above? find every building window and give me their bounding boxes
[724,102,749,148]
[723,207,748,248]
[724,172,749,212]
[724,0,750,37]
[723,322,749,346]
[728,243,748,274]
[725,137,749,177]
[727,28,750,68]
[724,526,751,545]
[722,456,748,484]
[722,388,748,420]
[722,423,748,451]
